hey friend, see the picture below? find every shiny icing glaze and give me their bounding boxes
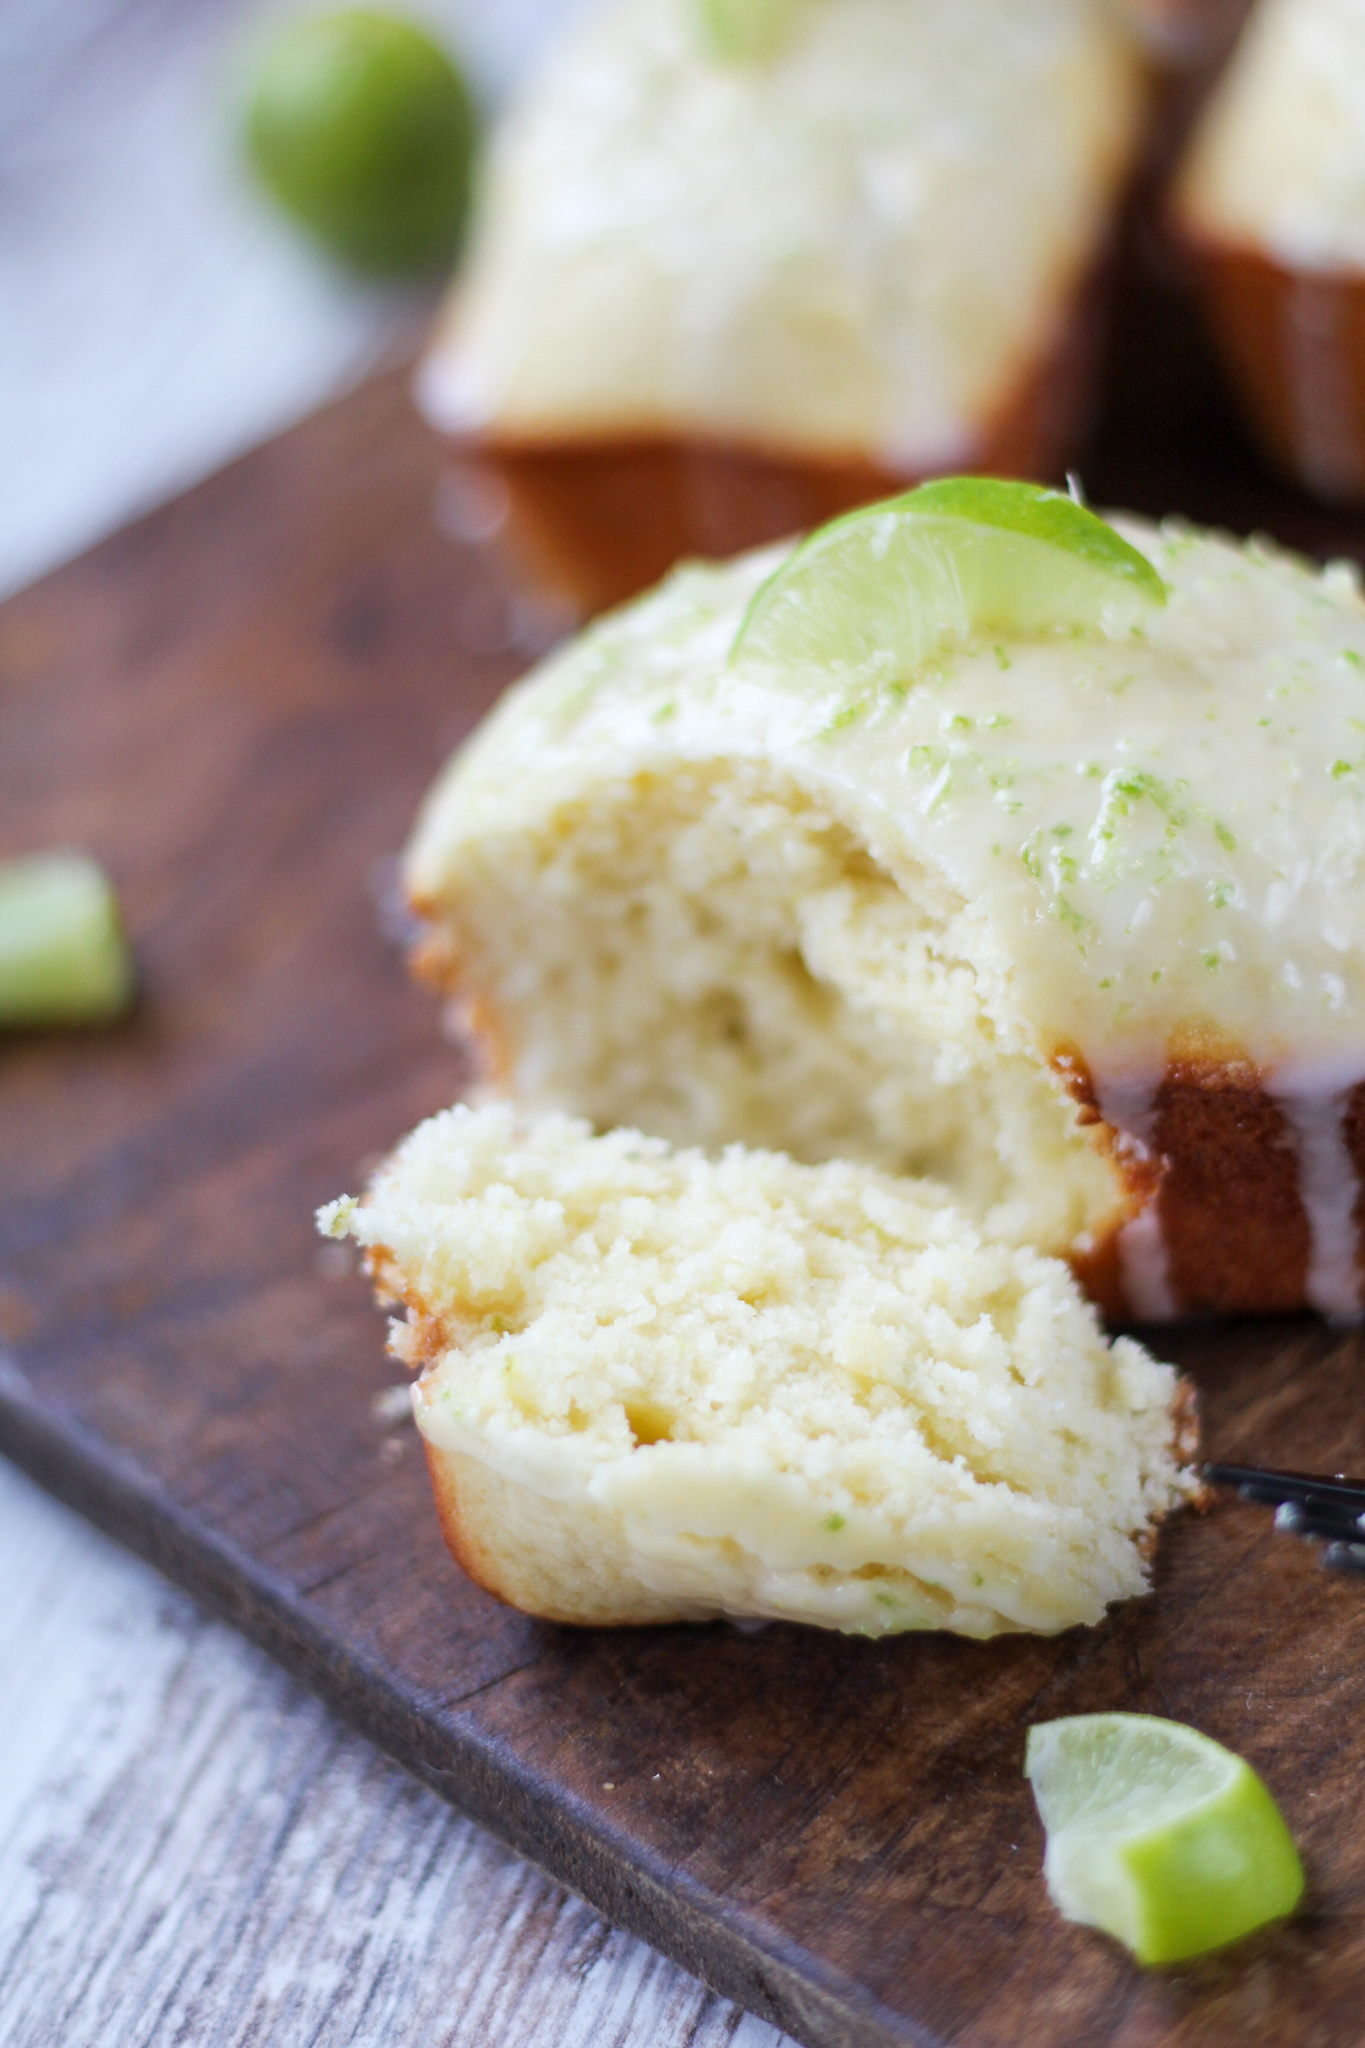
[410,516,1365,1316]
[419,0,1142,469]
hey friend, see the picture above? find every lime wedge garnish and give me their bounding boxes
[0,852,135,1029]
[1025,1714,1304,1964]
[693,0,804,62]
[730,477,1167,690]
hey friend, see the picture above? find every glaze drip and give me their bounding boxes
[1275,1079,1364,1323]
[1092,1073,1176,1322]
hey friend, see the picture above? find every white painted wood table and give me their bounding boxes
[0,5,790,2040]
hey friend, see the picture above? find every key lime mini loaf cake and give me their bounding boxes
[1172,0,1365,500]
[320,1103,1196,1634]
[418,0,1148,610]
[405,480,1365,1321]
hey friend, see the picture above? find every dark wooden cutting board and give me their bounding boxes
[7,279,1365,2048]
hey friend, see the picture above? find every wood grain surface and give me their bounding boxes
[6,273,1365,2048]
[0,1458,781,2048]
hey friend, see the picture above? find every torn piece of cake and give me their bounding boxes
[404,493,1365,1321]
[320,1102,1197,1637]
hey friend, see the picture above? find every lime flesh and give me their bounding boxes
[730,477,1167,689]
[1026,1713,1304,1965]
[694,0,804,61]
[244,10,476,275]
[0,853,135,1029]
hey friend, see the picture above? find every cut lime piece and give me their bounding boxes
[0,853,135,1029]
[693,0,804,61]
[244,10,477,275]
[1025,1713,1304,1965]
[731,477,1167,690]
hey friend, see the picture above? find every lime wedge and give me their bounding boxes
[730,477,1167,690]
[1025,1713,1304,1964]
[0,852,135,1029]
[693,0,803,62]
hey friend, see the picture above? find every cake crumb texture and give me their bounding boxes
[404,518,1365,1318]
[321,1103,1197,1637]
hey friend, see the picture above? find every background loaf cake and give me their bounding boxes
[419,0,1148,610]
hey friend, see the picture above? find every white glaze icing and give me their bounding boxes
[420,0,1143,465]
[1272,1062,1364,1321]
[1093,1061,1365,1322]
[409,515,1365,1314]
[415,516,1365,1080]
[1091,1070,1176,1319]
[1116,1204,1178,1323]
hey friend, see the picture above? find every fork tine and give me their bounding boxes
[1204,1462,1365,1513]
[1323,1541,1365,1574]
[1271,1500,1365,1541]
[1205,1463,1365,1569]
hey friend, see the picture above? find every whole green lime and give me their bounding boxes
[245,10,477,275]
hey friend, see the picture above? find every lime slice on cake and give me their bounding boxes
[731,477,1167,689]
[1025,1714,1304,1964]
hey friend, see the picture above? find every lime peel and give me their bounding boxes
[729,477,1168,692]
[693,0,805,61]
[0,852,135,1029]
[1025,1713,1304,1965]
[244,9,477,275]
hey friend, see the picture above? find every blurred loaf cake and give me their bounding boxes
[418,0,1149,611]
[320,1103,1197,1635]
[405,504,1365,1322]
[1117,0,1251,67]
[1172,0,1365,500]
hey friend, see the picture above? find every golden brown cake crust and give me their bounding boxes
[428,242,1115,616]
[1174,228,1365,502]
[1092,1054,1365,1322]
[1051,1040,1355,1320]
[1153,1055,1309,1313]
[424,1441,706,1625]
[406,941,1365,1324]
[375,1241,709,1622]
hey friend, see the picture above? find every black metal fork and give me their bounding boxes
[1205,1463,1365,1573]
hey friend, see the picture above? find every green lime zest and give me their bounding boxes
[730,477,1167,692]
[244,10,477,275]
[317,1195,358,1240]
[693,0,805,62]
[0,853,135,1029]
[1026,1713,1304,1965]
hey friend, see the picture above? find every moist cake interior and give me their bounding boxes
[444,761,1123,1259]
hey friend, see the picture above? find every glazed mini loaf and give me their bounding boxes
[320,1103,1197,1635]
[418,0,1148,610]
[406,502,1365,1322]
[1172,0,1365,500]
